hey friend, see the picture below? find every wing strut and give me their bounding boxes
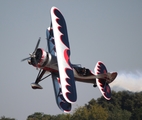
[31,69,51,89]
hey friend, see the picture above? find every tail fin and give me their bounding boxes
[94,61,111,100]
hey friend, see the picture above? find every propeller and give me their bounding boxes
[21,37,41,69]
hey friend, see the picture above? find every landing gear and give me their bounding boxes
[93,84,97,88]
[31,83,43,89]
[31,69,51,89]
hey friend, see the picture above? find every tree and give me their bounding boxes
[27,91,142,120]
[27,112,45,120]
[97,91,142,120]
[70,106,89,120]
[71,101,108,120]
[0,116,15,120]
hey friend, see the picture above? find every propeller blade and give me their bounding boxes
[33,37,41,54]
[21,57,31,62]
[21,37,41,70]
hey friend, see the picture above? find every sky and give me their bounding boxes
[0,0,142,119]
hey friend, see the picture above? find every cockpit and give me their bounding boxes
[72,64,93,76]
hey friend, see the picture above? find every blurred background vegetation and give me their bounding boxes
[1,91,142,120]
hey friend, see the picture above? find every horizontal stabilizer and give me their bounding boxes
[96,79,111,100]
[95,61,111,100]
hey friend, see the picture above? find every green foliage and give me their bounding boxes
[2,91,142,120]
[97,91,142,120]
[0,116,15,120]
[27,112,55,120]
[26,91,142,120]
[27,113,70,120]
[26,102,108,120]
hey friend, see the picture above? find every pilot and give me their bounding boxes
[82,67,86,76]
[76,67,87,76]
[81,67,91,76]
[79,67,86,76]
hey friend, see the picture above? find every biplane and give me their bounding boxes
[22,6,117,112]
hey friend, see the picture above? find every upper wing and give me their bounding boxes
[50,6,77,103]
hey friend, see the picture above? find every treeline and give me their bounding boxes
[1,91,142,120]
[27,91,142,120]
[0,116,15,120]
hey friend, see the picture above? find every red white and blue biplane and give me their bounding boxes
[22,6,117,113]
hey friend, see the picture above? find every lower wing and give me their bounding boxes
[52,73,72,113]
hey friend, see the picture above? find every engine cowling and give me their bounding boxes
[30,48,57,69]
